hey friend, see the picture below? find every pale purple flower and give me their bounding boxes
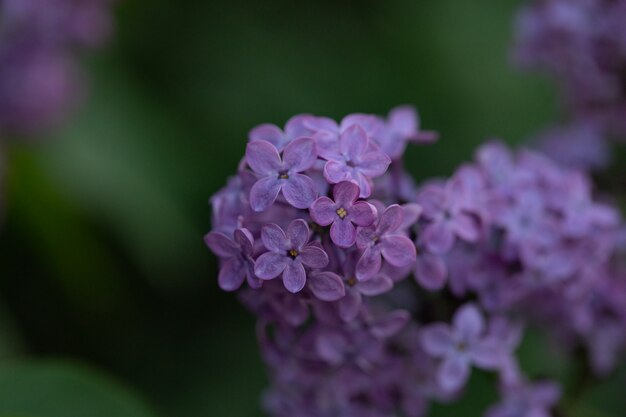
[321,125,391,198]
[420,304,503,392]
[413,245,447,291]
[377,105,438,160]
[254,219,329,293]
[417,181,481,255]
[248,114,315,150]
[355,204,417,281]
[204,228,260,291]
[245,137,318,211]
[309,181,377,247]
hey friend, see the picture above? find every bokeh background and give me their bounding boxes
[0,0,624,416]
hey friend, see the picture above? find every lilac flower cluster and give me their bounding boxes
[0,0,115,137]
[513,0,626,170]
[206,108,626,417]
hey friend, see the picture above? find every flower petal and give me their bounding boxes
[254,252,288,279]
[380,235,417,267]
[338,289,362,321]
[414,253,447,290]
[323,160,352,184]
[330,219,357,248]
[339,124,368,161]
[204,232,239,257]
[308,272,345,301]
[358,149,391,177]
[233,228,254,255]
[282,173,317,209]
[370,310,409,338]
[420,323,454,357]
[245,140,281,175]
[378,204,404,234]
[452,212,481,242]
[438,356,470,392]
[218,258,247,291]
[283,136,317,172]
[349,201,377,226]
[332,180,360,205]
[357,274,393,296]
[286,219,310,250]
[469,339,503,370]
[299,245,329,269]
[261,223,288,252]
[356,246,382,281]
[422,221,455,254]
[314,130,341,160]
[249,176,281,212]
[282,261,306,293]
[309,196,337,226]
[248,123,284,148]
[453,303,485,341]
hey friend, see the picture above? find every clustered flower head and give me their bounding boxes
[206,107,626,416]
[513,0,626,170]
[0,0,115,137]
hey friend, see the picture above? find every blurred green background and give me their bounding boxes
[0,0,623,416]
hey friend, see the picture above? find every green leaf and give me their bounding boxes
[0,360,160,417]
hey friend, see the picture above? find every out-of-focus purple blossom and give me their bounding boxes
[204,228,260,291]
[533,121,610,171]
[420,304,503,392]
[417,181,481,254]
[355,204,417,281]
[246,138,318,211]
[0,0,115,137]
[513,0,626,162]
[310,181,377,248]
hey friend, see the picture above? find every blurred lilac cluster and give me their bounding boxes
[205,107,626,416]
[513,0,626,170]
[0,0,114,137]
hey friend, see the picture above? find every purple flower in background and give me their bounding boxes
[246,137,318,211]
[420,304,502,392]
[310,181,377,247]
[255,219,329,293]
[204,228,260,291]
[378,105,439,160]
[417,181,481,255]
[413,245,447,291]
[321,125,391,198]
[356,204,416,281]
[486,380,561,417]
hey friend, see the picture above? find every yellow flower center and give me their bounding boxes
[336,207,348,219]
[288,249,299,258]
[347,277,357,287]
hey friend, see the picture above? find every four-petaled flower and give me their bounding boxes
[355,204,417,281]
[309,181,377,248]
[246,137,318,212]
[204,228,260,291]
[320,125,391,198]
[254,219,329,293]
[420,303,502,392]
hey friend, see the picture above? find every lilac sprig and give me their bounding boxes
[206,108,625,417]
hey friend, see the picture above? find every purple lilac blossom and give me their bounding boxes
[246,138,318,211]
[0,0,115,137]
[309,181,377,248]
[513,0,626,169]
[255,219,329,293]
[206,109,625,417]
